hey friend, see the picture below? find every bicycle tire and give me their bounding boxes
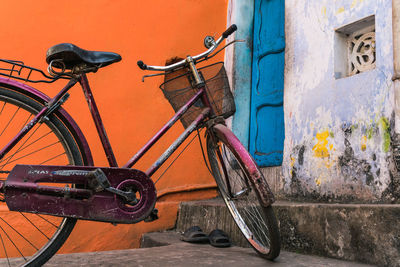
[206,124,280,260]
[0,84,87,266]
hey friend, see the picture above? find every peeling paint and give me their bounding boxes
[312,131,331,158]
[351,0,358,9]
[380,117,391,152]
[361,135,367,151]
[351,0,365,9]
[322,6,327,17]
[336,7,345,14]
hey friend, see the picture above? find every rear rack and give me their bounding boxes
[0,59,68,83]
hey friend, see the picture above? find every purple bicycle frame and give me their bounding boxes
[1,73,212,181]
[78,72,212,176]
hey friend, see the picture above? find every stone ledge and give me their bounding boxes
[176,198,400,267]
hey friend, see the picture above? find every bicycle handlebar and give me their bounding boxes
[222,24,237,38]
[137,24,237,72]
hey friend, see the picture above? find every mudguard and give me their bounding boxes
[211,124,275,206]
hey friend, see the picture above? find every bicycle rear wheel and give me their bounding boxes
[207,125,280,259]
[0,84,87,266]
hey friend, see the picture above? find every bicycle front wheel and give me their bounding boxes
[0,84,88,266]
[207,125,280,260]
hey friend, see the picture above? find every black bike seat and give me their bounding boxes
[46,43,122,70]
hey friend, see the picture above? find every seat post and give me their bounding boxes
[78,74,118,167]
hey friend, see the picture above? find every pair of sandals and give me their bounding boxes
[180,226,231,247]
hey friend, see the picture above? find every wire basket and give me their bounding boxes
[160,62,235,128]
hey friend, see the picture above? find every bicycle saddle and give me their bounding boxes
[46,43,122,70]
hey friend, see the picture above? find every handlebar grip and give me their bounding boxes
[137,60,147,70]
[222,24,237,38]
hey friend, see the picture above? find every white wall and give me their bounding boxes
[283,0,396,202]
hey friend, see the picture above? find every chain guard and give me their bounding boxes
[5,165,156,224]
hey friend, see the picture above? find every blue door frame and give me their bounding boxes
[230,0,285,167]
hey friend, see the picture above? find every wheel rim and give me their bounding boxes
[0,93,79,266]
[209,140,272,255]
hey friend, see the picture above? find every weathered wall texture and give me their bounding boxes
[283,0,398,203]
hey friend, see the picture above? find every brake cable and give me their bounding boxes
[154,128,202,185]
[196,39,245,64]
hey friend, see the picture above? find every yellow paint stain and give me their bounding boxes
[351,0,365,9]
[336,7,345,14]
[315,178,321,186]
[361,135,367,151]
[324,161,333,168]
[322,6,327,17]
[312,130,330,158]
[329,144,333,150]
[290,157,295,167]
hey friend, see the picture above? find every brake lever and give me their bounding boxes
[141,72,167,82]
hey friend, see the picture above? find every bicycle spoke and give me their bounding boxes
[222,146,247,185]
[224,148,271,245]
[0,130,52,165]
[0,217,39,251]
[0,231,11,267]
[0,141,61,168]
[0,107,21,137]
[0,102,6,116]
[19,213,50,240]
[0,123,43,167]
[35,215,59,229]
[0,224,27,260]
[21,113,33,130]
[240,204,270,243]
[39,152,66,165]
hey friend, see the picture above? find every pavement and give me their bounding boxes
[40,232,374,267]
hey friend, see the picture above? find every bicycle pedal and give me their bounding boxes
[88,168,111,192]
[144,208,159,222]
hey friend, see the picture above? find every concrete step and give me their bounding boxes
[176,198,400,267]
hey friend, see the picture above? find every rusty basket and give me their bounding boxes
[160,62,235,128]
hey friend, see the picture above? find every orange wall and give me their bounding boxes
[0,0,228,253]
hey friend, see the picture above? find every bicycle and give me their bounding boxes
[0,25,280,266]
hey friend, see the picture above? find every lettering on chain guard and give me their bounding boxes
[5,165,156,224]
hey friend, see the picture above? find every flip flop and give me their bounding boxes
[209,229,231,247]
[180,226,209,243]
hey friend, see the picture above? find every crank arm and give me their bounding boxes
[105,187,138,204]
[89,168,138,203]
